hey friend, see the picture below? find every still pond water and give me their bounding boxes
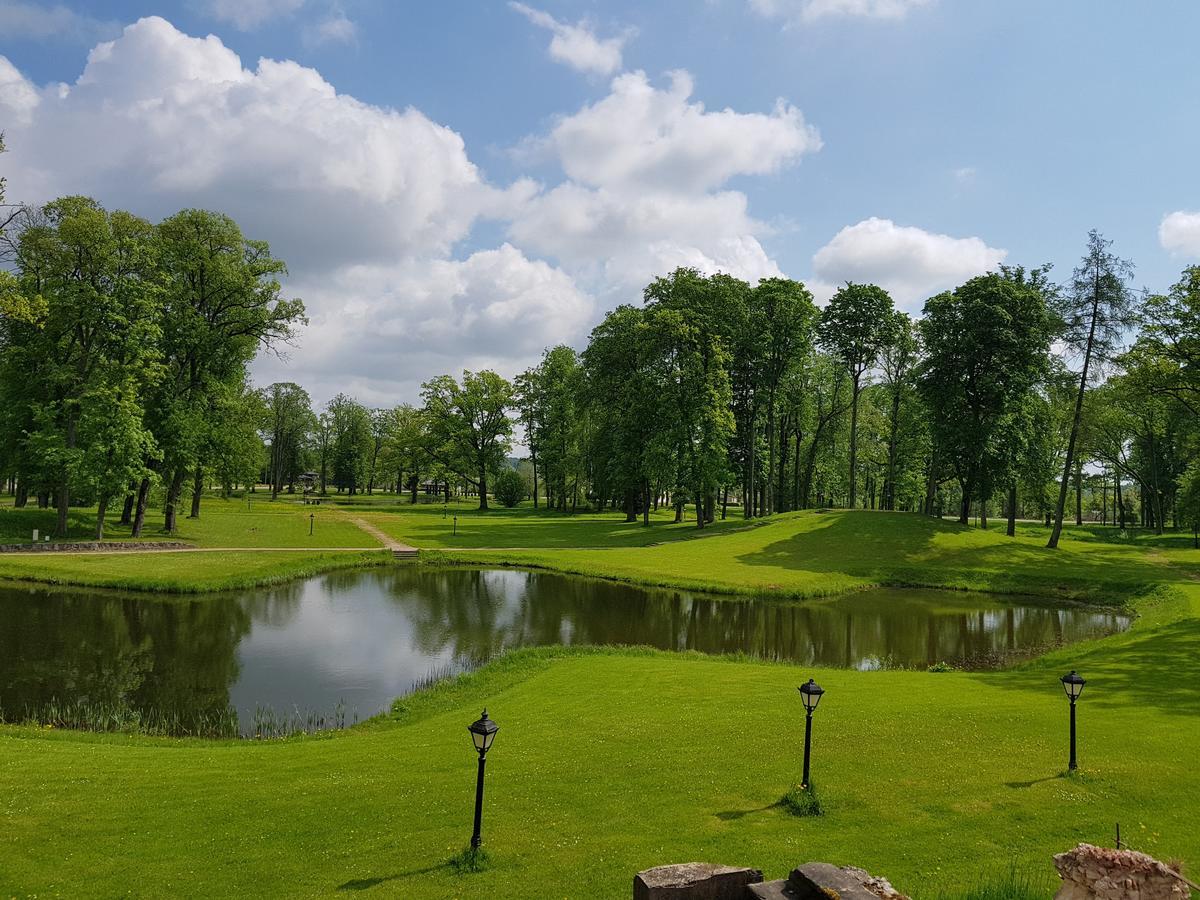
[1,569,1128,734]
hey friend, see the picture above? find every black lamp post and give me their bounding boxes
[309,513,314,536]
[467,709,499,849]
[1060,670,1085,770]
[798,678,824,789]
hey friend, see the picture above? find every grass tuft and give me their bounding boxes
[448,846,491,874]
[781,782,823,817]
[939,863,1054,899]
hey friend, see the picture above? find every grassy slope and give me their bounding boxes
[432,510,1176,604]
[2,509,1199,896]
[0,498,389,592]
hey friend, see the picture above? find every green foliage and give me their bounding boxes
[919,269,1057,524]
[421,370,515,510]
[492,468,526,508]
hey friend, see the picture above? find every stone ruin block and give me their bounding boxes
[633,863,764,900]
[1054,843,1192,900]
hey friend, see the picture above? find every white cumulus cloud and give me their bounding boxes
[533,70,820,193]
[750,0,931,23]
[509,2,632,76]
[0,17,587,403]
[510,70,819,292]
[257,245,593,403]
[812,217,1007,310]
[0,17,529,272]
[1159,211,1200,258]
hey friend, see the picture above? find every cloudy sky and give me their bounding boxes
[1,0,1198,405]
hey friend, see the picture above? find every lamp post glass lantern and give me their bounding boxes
[798,678,824,789]
[1060,671,1085,770]
[467,709,499,848]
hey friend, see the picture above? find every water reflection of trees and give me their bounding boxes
[0,588,250,727]
[376,572,1128,669]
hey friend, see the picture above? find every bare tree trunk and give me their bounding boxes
[189,465,203,518]
[1049,284,1101,549]
[1006,482,1017,537]
[1074,457,1083,525]
[95,496,109,541]
[119,489,136,526]
[848,374,861,509]
[164,468,186,534]
[131,478,151,537]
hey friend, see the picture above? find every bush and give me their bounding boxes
[492,469,526,508]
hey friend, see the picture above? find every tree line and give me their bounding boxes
[3,177,1199,545]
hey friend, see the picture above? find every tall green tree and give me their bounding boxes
[817,283,897,509]
[919,270,1057,525]
[261,382,314,499]
[644,269,736,527]
[152,209,305,532]
[4,197,163,537]
[421,370,514,511]
[1047,231,1137,548]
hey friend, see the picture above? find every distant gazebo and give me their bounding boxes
[300,472,320,504]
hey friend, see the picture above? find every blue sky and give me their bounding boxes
[2,0,1198,402]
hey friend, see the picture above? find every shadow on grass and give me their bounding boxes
[735,510,1172,603]
[714,801,783,821]
[1004,773,1066,789]
[337,863,449,891]
[978,619,1200,717]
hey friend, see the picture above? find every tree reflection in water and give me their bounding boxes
[0,573,1128,736]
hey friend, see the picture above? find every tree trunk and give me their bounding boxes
[531,452,539,509]
[164,468,186,534]
[642,479,650,526]
[1114,472,1125,528]
[119,490,136,526]
[744,419,756,519]
[55,482,70,539]
[766,402,776,516]
[924,448,938,517]
[1048,283,1101,549]
[1006,482,1017,537]
[95,496,109,541]
[849,374,861,509]
[14,480,28,508]
[1074,457,1083,525]
[131,478,151,537]
[189,465,203,518]
[884,381,902,511]
[624,487,638,523]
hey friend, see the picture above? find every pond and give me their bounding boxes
[0,568,1129,736]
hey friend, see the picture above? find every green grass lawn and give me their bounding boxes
[2,508,1199,896]
[356,500,754,550]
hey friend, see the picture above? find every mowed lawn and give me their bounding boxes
[1,509,1199,896]
[0,498,389,591]
[354,499,754,550]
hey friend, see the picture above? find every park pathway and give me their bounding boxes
[339,514,420,559]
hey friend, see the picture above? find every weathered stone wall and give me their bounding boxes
[0,541,194,553]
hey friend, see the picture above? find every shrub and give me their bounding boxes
[928,660,956,672]
[492,469,526,508]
